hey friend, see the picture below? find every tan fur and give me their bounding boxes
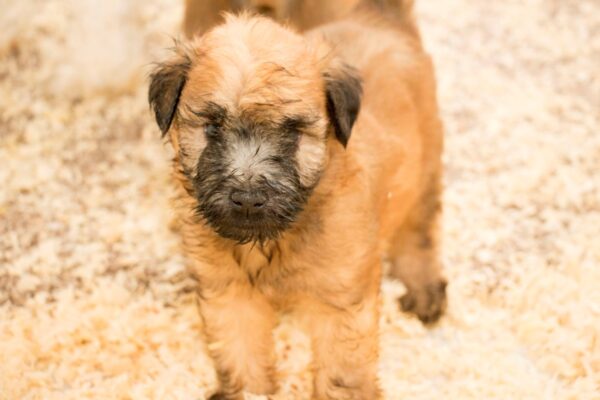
[182,0,417,37]
[160,10,445,400]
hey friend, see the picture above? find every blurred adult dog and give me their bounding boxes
[149,1,446,398]
[183,0,417,36]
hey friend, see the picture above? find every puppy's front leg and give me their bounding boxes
[200,282,277,399]
[307,290,382,400]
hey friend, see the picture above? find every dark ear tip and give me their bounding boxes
[324,63,363,147]
[148,53,191,137]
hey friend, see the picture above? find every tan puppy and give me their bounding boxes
[183,0,417,37]
[149,3,445,399]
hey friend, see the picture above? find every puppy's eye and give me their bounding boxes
[204,124,220,138]
[282,116,309,136]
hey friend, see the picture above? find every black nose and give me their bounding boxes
[229,189,268,214]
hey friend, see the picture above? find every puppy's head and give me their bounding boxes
[149,15,361,243]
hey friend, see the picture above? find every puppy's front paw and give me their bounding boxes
[399,280,447,324]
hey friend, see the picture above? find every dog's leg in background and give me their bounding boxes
[306,286,382,400]
[200,283,277,399]
[183,0,288,38]
[183,0,240,38]
[388,172,447,324]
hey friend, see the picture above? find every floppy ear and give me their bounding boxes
[323,64,363,147]
[148,51,192,136]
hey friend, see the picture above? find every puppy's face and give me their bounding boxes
[149,15,361,243]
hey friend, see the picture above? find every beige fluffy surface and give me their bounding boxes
[1,0,599,399]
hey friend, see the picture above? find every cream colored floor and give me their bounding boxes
[1,1,599,399]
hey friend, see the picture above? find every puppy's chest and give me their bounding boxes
[233,243,295,297]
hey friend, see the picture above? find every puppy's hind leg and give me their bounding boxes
[388,172,447,324]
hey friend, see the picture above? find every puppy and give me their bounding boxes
[149,3,445,399]
[183,0,417,37]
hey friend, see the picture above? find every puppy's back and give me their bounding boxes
[312,5,442,220]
